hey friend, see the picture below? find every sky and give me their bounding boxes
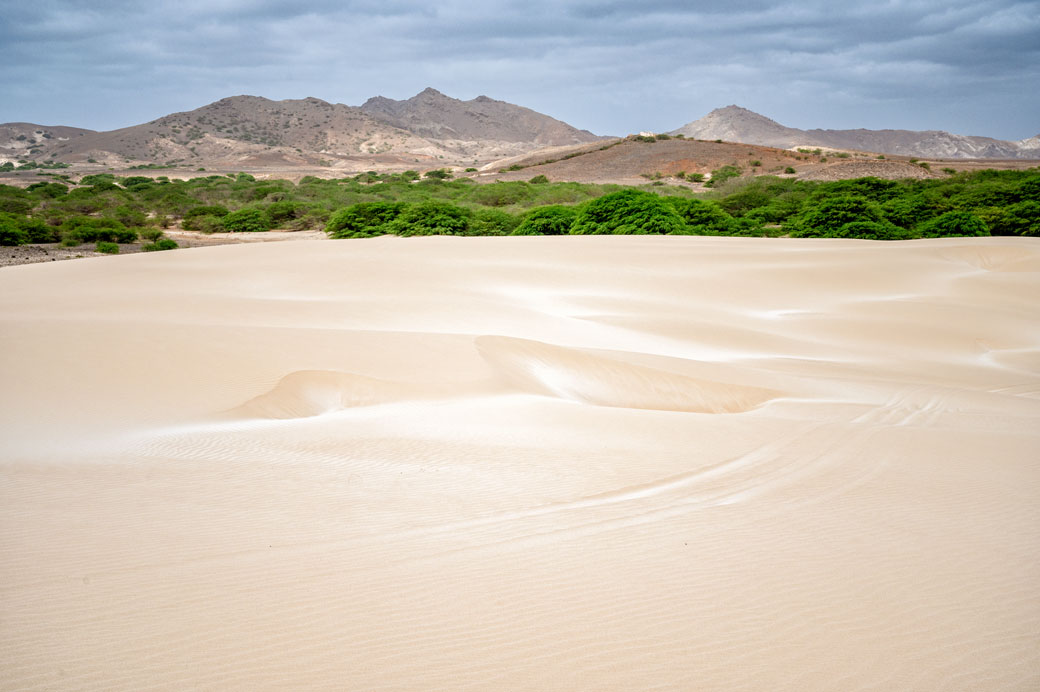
[1,0,1038,140]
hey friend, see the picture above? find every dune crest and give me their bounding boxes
[476,335,780,413]
[229,370,424,419]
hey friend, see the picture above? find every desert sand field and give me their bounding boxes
[1,235,1038,690]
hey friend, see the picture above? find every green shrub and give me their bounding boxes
[95,241,120,254]
[571,189,685,235]
[468,208,520,236]
[830,221,908,240]
[705,165,742,188]
[79,173,116,186]
[881,194,942,228]
[387,200,470,236]
[265,200,311,225]
[26,182,68,198]
[139,227,164,241]
[465,167,478,172]
[686,172,705,183]
[466,182,532,207]
[917,211,989,238]
[424,168,453,180]
[513,205,578,235]
[22,217,60,243]
[387,200,471,236]
[0,218,29,245]
[60,217,135,244]
[786,194,889,237]
[108,205,147,227]
[142,238,178,251]
[668,198,737,234]
[326,202,407,238]
[529,175,550,184]
[222,207,271,232]
[184,205,229,220]
[784,167,796,174]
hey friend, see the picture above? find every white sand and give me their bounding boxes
[1,235,1038,690]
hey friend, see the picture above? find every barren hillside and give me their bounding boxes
[673,105,1040,159]
[477,136,941,185]
[362,88,601,146]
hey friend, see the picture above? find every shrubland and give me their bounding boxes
[0,168,1036,247]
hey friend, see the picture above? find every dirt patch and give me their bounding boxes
[799,160,940,181]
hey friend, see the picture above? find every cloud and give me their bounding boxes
[0,0,1036,138]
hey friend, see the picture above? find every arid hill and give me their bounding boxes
[672,105,1040,159]
[478,136,941,185]
[1,122,96,162]
[361,87,601,146]
[2,90,602,171]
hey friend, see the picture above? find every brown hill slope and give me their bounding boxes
[40,96,445,169]
[673,105,1040,159]
[478,136,941,185]
[361,87,601,146]
[29,91,602,170]
[1,123,95,164]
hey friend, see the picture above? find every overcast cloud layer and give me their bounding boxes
[1,0,1038,139]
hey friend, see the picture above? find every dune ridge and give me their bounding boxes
[1,235,1038,691]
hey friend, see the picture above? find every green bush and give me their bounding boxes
[786,195,889,237]
[705,165,742,188]
[466,182,532,207]
[976,201,1040,236]
[668,198,737,234]
[388,200,471,236]
[513,205,578,235]
[96,241,120,254]
[0,218,29,245]
[529,175,550,184]
[60,217,136,244]
[468,208,520,236]
[184,205,229,220]
[830,221,909,240]
[22,217,60,243]
[265,200,311,225]
[222,207,271,232]
[142,238,178,251]
[917,211,989,238]
[108,205,147,227]
[571,189,685,235]
[326,202,407,238]
[424,168,453,180]
[26,182,68,198]
[784,167,796,174]
[139,227,164,242]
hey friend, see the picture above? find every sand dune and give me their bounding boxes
[1,236,1038,690]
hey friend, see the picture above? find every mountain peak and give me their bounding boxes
[672,105,1034,158]
[359,88,600,145]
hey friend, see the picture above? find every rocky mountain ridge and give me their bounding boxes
[672,105,1040,159]
[0,89,601,170]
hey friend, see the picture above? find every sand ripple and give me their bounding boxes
[476,335,779,413]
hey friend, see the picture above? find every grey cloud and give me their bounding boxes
[0,0,1036,139]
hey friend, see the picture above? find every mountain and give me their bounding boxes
[672,106,1040,159]
[37,95,441,168]
[2,90,601,170]
[1,123,96,163]
[361,87,600,146]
